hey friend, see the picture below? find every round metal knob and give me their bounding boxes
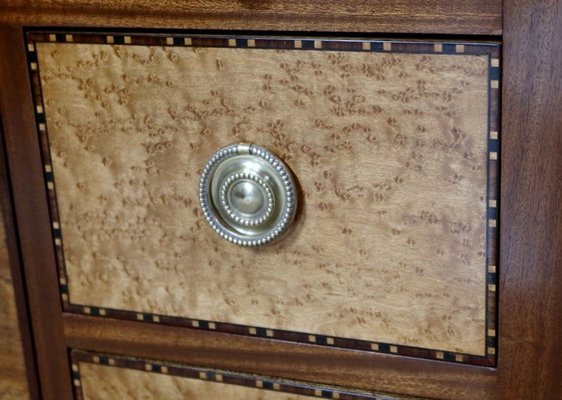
[199,144,298,247]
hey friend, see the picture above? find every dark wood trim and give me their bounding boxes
[498,0,562,398]
[0,26,74,400]
[0,117,41,399]
[0,1,501,36]
[63,313,497,400]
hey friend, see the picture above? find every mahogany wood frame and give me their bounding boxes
[0,1,501,36]
[0,111,40,399]
[0,0,560,399]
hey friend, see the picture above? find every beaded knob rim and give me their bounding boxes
[199,143,298,247]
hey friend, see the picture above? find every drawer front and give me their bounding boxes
[28,32,499,366]
[72,350,398,400]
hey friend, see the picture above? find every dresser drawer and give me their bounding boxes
[71,350,406,400]
[2,0,562,398]
[26,31,499,368]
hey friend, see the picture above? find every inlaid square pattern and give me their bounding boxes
[72,350,385,400]
[28,32,500,366]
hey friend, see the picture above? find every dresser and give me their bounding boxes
[0,1,560,399]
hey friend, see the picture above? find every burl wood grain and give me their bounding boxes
[78,362,337,400]
[37,43,489,355]
[0,202,30,399]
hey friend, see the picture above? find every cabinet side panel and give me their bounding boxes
[0,175,30,400]
[0,26,74,400]
[499,0,562,398]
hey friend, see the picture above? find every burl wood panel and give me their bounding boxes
[79,364,315,400]
[73,351,398,400]
[0,202,30,399]
[36,40,490,355]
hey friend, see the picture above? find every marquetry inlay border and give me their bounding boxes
[71,350,396,400]
[26,31,500,367]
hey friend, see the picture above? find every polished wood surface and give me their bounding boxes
[0,1,560,399]
[0,26,74,399]
[34,38,494,358]
[0,143,30,400]
[0,0,501,35]
[498,0,562,398]
[64,314,495,400]
[0,225,29,400]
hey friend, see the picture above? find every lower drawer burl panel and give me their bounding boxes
[71,350,403,400]
[28,31,499,365]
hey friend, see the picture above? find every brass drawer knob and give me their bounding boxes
[199,144,297,246]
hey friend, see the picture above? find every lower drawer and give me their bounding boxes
[71,350,407,400]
